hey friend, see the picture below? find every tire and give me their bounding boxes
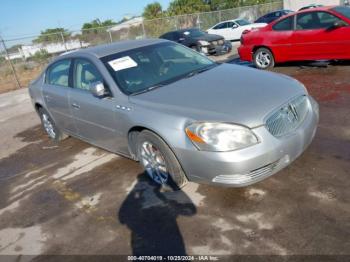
[253,47,275,69]
[137,130,188,191]
[38,107,68,142]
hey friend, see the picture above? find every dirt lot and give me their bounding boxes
[0,60,349,260]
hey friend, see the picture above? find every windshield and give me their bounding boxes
[333,6,350,19]
[183,29,206,37]
[101,42,216,95]
[236,19,251,26]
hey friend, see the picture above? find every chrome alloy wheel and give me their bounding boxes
[42,113,56,139]
[255,51,272,68]
[140,141,169,184]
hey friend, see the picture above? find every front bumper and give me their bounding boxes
[174,98,319,187]
[201,41,232,56]
[238,44,253,62]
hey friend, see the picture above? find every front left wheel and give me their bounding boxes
[137,130,188,190]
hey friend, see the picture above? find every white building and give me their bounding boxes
[108,17,144,32]
[108,17,144,40]
[6,40,89,60]
[284,0,345,11]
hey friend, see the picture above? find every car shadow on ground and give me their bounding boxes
[118,174,196,256]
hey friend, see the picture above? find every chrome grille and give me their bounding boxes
[266,95,309,137]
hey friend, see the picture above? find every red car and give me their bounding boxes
[238,6,350,69]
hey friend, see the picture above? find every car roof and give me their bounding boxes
[60,38,167,58]
[266,9,293,14]
[165,28,201,34]
[297,5,335,13]
[215,18,247,24]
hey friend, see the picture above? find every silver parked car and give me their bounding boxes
[29,39,319,190]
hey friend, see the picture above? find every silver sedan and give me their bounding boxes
[29,39,319,190]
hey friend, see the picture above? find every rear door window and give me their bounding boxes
[46,59,71,87]
[296,11,343,30]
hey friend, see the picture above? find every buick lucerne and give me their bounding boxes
[29,39,319,190]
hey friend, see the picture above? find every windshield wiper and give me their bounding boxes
[130,83,165,96]
[130,64,218,96]
[184,63,219,79]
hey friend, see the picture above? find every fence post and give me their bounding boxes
[141,20,146,39]
[0,36,21,89]
[175,17,178,30]
[219,10,222,22]
[197,13,201,29]
[108,30,113,43]
[60,32,68,52]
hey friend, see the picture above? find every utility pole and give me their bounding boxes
[0,35,21,89]
[60,32,68,52]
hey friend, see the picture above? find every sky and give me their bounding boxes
[0,0,171,40]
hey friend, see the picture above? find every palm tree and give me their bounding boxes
[142,2,163,19]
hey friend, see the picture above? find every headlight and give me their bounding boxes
[198,40,209,46]
[185,122,258,152]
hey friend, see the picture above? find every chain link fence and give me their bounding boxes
[0,1,282,93]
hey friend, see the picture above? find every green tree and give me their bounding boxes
[33,28,70,44]
[167,0,210,16]
[208,0,240,10]
[6,44,22,53]
[82,19,117,34]
[31,49,50,63]
[142,2,164,19]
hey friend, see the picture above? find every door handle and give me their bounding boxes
[71,103,80,109]
[44,95,51,101]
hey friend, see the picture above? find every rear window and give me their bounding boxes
[46,59,71,87]
[333,6,350,19]
[273,16,294,31]
[236,19,251,26]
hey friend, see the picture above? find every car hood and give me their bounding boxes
[193,33,223,42]
[129,64,307,128]
[251,22,267,27]
[243,23,267,29]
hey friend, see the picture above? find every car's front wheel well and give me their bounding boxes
[34,103,43,113]
[127,126,175,162]
[128,126,148,160]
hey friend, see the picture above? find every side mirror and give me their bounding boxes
[332,20,347,29]
[90,81,107,98]
[232,24,238,29]
[178,37,185,43]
